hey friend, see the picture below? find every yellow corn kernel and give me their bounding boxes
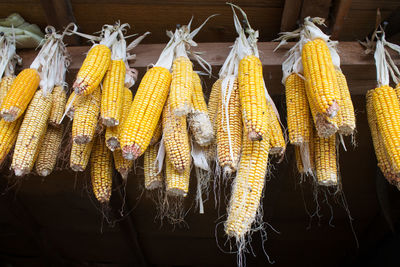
[49,86,67,126]
[101,59,126,127]
[336,70,355,135]
[267,102,286,155]
[144,143,163,190]
[238,55,269,141]
[162,96,190,172]
[313,133,337,186]
[0,117,23,165]
[1,68,40,122]
[149,121,162,146]
[0,75,15,108]
[170,56,193,116]
[217,78,242,174]
[113,150,133,182]
[70,140,94,172]
[205,79,222,160]
[35,125,64,176]
[90,136,113,203]
[120,67,171,160]
[72,86,101,144]
[11,89,52,176]
[302,38,341,118]
[73,44,111,95]
[165,150,190,197]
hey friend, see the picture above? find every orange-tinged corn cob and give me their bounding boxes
[73,44,111,96]
[336,70,355,135]
[0,68,40,122]
[0,117,23,165]
[149,121,162,146]
[144,143,163,190]
[90,136,113,203]
[238,55,269,141]
[113,150,133,182]
[72,86,101,144]
[35,125,64,176]
[101,59,126,127]
[49,86,67,126]
[70,140,94,172]
[170,56,193,116]
[11,90,52,176]
[165,150,190,197]
[267,102,286,155]
[313,133,337,186]
[0,75,15,108]
[120,67,171,160]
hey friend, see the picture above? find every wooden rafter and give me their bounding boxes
[280,0,303,32]
[331,0,353,40]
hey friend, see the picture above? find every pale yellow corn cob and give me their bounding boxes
[313,133,337,186]
[149,122,162,146]
[165,150,190,197]
[144,143,163,190]
[0,117,23,164]
[205,79,222,160]
[0,75,15,108]
[336,70,355,135]
[49,86,67,126]
[267,102,286,155]
[65,91,77,119]
[70,140,94,172]
[170,56,193,116]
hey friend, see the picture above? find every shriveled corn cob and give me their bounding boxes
[217,78,242,174]
[165,151,191,197]
[336,70,355,135]
[70,140,94,172]
[225,133,271,238]
[11,90,52,176]
[73,44,111,95]
[49,86,67,126]
[101,59,125,127]
[0,75,15,108]
[113,150,133,182]
[162,96,190,172]
[90,136,113,203]
[149,122,162,146]
[0,117,23,165]
[65,91,77,119]
[313,133,337,186]
[106,87,132,151]
[35,125,64,176]
[120,67,171,160]
[188,72,213,146]
[1,68,40,122]
[72,86,101,144]
[302,38,340,118]
[238,55,269,141]
[285,73,312,144]
[144,143,163,190]
[170,56,193,116]
[267,103,286,155]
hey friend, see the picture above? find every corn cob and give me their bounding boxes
[11,90,52,176]
[113,150,133,182]
[188,72,213,146]
[65,91,77,119]
[101,59,126,126]
[73,44,111,95]
[49,86,67,126]
[217,78,242,173]
[294,146,304,174]
[225,133,271,238]
[170,56,193,116]
[120,67,171,160]
[149,122,162,146]
[267,102,286,155]
[0,68,40,122]
[313,133,337,186]
[0,117,23,165]
[72,86,101,144]
[165,150,191,197]
[336,70,355,135]
[302,38,340,118]
[0,75,15,108]
[70,140,94,172]
[285,73,312,144]
[90,136,113,203]
[205,79,222,160]
[162,96,190,172]
[35,125,64,176]
[144,143,163,190]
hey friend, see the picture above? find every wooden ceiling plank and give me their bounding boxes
[280,0,303,32]
[331,0,353,40]
[300,0,333,21]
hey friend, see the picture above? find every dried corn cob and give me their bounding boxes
[0,68,40,122]
[120,67,171,160]
[35,125,64,176]
[217,78,242,174]
[113,150,133,182]
[144,143,163,190]
[73,44,111,96]
[101,59,125,126]
[149,122,162,146]
[49,86,67,126]
[11,89,52,176]
[267,102,286,155]
[170,56,193,116]
[294,146,304,174]
[90,136,113,203]
[65,91,77,119]
[162,96,190,172]
[0,75,15,108]
[70,140,94,172]
[205,79,222,160]
[72,86,101,144]
[335,70,355,135]
[165,150,191,197]
[0,117,23,164]
[313,133,337,186]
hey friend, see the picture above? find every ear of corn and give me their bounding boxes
[35,125,64,176]
[313,133,337,186]
[217,78,242,174]
[72,86,101,144]
[144,143,163,190]
[113,150,133,182]
[70,140,94,172]
[11,89,52,176]
[205,79,222,160]
[165,149,190,197]
[73,44,111,96]
[120,67,171,160]
[49,86,67,126]
[0,117,23,165]
[106,87,132,151]
[91,135,113,203]
[101,59,126,127]
[302,38,341,118]
[336,70,355,135]
[170,56,193,116]
[149,122,162,146]
[0,68,40,122]
[0,75,15,108]
[162,96,191,172]
[267,102,286,155]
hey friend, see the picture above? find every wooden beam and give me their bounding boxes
[300,0,333,21]
[280,0,303,32]
[331,0,353,40]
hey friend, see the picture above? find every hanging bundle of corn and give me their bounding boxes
[11,26,70,176]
